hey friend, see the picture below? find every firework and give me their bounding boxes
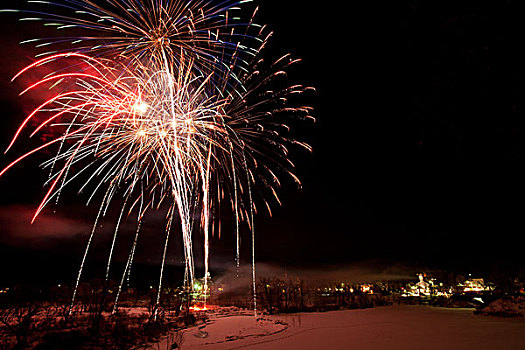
[1,0,266,86]
[1,0,314,315]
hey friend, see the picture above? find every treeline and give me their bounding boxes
[0,279,197,349]
[256,277,393,314]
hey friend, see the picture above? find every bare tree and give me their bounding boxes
[0,304,40,348]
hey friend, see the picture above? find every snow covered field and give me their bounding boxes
[153,305,525,349]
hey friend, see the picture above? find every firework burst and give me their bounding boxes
[1,0,314,315]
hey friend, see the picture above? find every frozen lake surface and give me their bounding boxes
[153,305,525,349]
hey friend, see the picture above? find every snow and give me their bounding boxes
[152,312,287,350]
[152,305,525,349]
[479,296,525,317]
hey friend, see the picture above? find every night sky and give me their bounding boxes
[1,0,525,287]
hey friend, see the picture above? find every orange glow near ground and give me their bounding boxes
[189,303,216,312]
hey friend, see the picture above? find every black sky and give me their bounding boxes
[1,0,525,286]
[254,0,525,271]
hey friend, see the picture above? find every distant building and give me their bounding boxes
[461,278,493,293]
[415,274,430,296]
